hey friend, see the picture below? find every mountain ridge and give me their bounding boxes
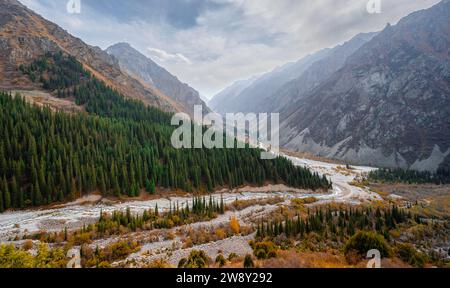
[0,0,183,114]
[209,0,450,171]
[107,42,210,116]
[279,0,450,171]
[209,32,376,115]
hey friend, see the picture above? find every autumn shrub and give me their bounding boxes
[228,253,238,261]
[178,258,187,268]
[72,232,93,246]
[231,197,284,211]
[0,244,35,268]
[109,241,140,261]
[215,254,226,267]
[146,258,170,268]
[22,240,33,251]
[98,261,111,268]
[230,217,241,234]
[395,243,427,268]
[244,254,254,268]
[183,237,194,248]
[250,240,278,259]
[344,231,391,258]
[0,243,67,268]
[215,228,226,239]
[83,240,140,267]
[34,243,67,268]
[291,197,318,205]
[178,250,210,268]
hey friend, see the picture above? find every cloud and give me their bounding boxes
[148,47,193,65]
[18,0,442,99]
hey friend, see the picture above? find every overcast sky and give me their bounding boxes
[19,0,440,99]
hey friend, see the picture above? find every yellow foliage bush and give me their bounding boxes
[215,228,226,239]
[230,217,240,234]
[0,243,67,268]
[292,197,318,205]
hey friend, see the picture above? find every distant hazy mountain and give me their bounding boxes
[209,48,332,114]
[209,32,376,115]
[280,0,450,171]
[107,43,210,115]
[208,76,258,114]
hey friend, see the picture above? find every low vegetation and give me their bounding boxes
[368,168,450,185]
[0,243,67,268]
[26,196,226,244]
[178,250,210,268]
[251,204,449,267]
[80,240,140,268]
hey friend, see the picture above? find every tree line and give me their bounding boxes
[368,168,450,185]
[27,195,227,243]
[96,195,225,234]
[256,206,416,241]
[0,53,331,211]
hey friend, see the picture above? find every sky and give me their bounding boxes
[19,0,441,99]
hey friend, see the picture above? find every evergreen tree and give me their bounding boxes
[0,52,331,211]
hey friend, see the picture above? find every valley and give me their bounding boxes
[1,150,447,268]
[0,0,448,271]
[0,151,383,267]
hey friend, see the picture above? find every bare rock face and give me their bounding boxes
[107,42,210,116]
[209,1,450,171]
[0,0,180,113]
[280,0,450,171]
[209,32,376,115]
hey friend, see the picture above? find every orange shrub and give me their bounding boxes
[230,217,240,234]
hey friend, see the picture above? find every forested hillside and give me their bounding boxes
[0,53,330,211]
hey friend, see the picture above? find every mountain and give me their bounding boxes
[280,0,450,171]
[208,76,258,113]
[209,32,376,115]
[107,43,210,115]
[0,0,182,113]
[209,48,332,114]
[271,32,376,113]
[0,0,331,210]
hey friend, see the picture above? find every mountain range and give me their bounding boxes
[0,0,330,211]
[106,42,209,115]
[0,0,203,116]
[1,0,449,172]
[210,0,450,171]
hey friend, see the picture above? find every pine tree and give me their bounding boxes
[2,177,10,209]
[33,180,42,206]
[0,188,3,212]
[0,54,331,211]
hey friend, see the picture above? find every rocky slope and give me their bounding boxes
[107,42,210,116]
[209,48,332,114]
[272,32,376,113]
[280,0,450,171]
[209,33,375,115]
[0,0,182,113]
